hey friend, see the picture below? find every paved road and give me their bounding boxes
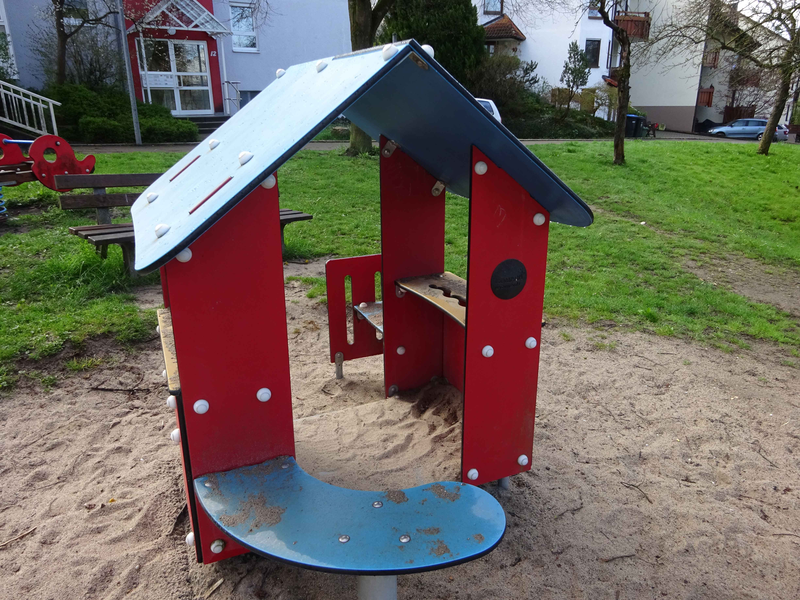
[73,132,795,154]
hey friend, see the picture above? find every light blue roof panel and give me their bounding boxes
[132,40,592,273]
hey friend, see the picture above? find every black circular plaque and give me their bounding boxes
[490,259,527,300]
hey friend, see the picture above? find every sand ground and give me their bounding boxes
[1,259,799,600]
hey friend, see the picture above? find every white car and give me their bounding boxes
[476,98,502,123]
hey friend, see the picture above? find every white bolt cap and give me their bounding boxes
[525,337,538,349]
[155,224,171,238]
[162,370,167,379]
[518,454,529,466]
[276,68,286,78]
[208,138,220,150]
[257,388,272,402]
[316,60,327,72]
[156,325,160,334]
[467,469,479,481]
[193,399,209,414]
[421,44,435,58]
[166,395,177,410]
[170,428,181,445]
[359,302,368,308]
[260,174,276,189]
[176,248,192,263]
[474,161,488,175]
[146,192,158,203]
[238,151,254,166]
[185,531,195,546]
[210,539,226,554]
[397,346,406,355]
[533,213,546,226]
[382,44,398,61]
[482,345,494,358]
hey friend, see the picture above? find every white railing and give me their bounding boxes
[0,81,61,137]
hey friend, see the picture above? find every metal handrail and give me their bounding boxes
[223,80,241,115]
[0,80,61,136]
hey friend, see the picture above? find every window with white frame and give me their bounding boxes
[231,3,257,52]
[484,0,502,15]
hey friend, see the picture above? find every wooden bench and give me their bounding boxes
[54,173,313,275]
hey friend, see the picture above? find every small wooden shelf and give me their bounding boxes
[353,301,384,333]
[396,272,467,328]
[157,308,181,394]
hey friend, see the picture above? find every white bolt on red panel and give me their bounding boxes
[474,161,488,175]
[260,174,276,189]
[397,346,406,355]
[467,469,479,481]
[257,388,272,402]
[155,224,171,238]
[176,248,192,263]
[533,213,546,226]
[238,151,254,166]
[193,399,209,414]
[166,395,177,410]
[481,345,494,358]
[210,539,226,554]
[185,532,195,546]
[525,337,537,349]
[382,44,398,61]
[170,428,181,445]
[517,455,529,466]
[162,370,167,379]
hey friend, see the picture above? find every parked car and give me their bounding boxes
[709,118,784,141]
[776,124,789,141]
[476,98,502,123]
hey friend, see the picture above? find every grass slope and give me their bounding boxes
[1,142,798,388]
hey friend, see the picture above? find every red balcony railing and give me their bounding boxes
[614,11,651,40]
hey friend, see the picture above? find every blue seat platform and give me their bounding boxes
[194,457,506,575]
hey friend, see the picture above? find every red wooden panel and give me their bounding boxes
[462,147,550,485]
[380,137,445,395]
[442,317,465,393]
[326,255,384,362]
[164,179,294,563]
[28,135,95,191]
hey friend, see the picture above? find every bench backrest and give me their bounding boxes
[56,173,161,225]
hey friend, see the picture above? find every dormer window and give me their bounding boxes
[484,0,503,15]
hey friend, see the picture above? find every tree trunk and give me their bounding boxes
[346,0,375,155]
[757,68,792,156]
[613,36,631,165]
[55,2,68,85]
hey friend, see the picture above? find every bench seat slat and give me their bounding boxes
[60,193,139,210]
[86,231,136,245]
[54,173,161,189]
[194,457,505,575]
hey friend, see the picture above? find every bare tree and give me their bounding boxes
[594,0,633,165]
[652,0,800,155]
[346,0,395,154]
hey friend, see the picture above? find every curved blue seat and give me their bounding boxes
[194,457,506,575]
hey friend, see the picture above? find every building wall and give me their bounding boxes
[3,0,52,91]
[473,1,614,90]
[213,0,350,113]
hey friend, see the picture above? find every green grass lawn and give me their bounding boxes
[1,141,798,389]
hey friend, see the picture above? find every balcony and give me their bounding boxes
[614,11,651,40]
[703,49,720,68]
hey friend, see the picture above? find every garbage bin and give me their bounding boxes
[625,114,645,138]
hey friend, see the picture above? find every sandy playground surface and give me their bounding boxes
[1,258,799,599]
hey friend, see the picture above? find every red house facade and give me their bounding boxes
[125,0,228,115]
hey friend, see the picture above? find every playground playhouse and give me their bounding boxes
[133,40,593,598]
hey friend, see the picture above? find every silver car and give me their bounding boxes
[709,118,784,141]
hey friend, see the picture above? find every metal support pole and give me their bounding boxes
[498,477,511,490]
[357,575,397,600]
[335,351,344,380]
[115,0,141,145]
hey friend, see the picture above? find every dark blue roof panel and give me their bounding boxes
[132,40,592,272]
